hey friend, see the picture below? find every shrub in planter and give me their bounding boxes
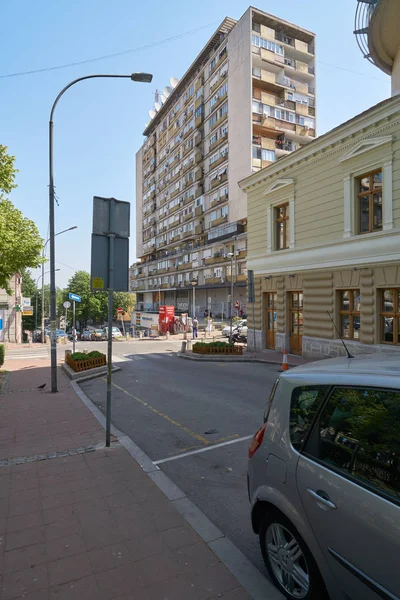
[0,344,4,367]
[66,350,107,373]
[192,341,242,355]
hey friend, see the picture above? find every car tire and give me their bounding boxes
[259,510,328,600]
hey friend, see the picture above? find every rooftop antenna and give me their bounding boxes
[326,311,354,359]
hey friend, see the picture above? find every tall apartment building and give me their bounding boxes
[130,6,316,317]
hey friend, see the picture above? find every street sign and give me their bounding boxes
[23,305,33,312]
[235,300,239,309]
[92,196,130,238]
[91,234,129,291]
[22,297,31,307]
[117,307,123,314]
[69,293,81,303]
[63,301,71,309]
[247,270,255,303]
[22,309,33,316]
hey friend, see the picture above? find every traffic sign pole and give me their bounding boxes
[73,301,76,353]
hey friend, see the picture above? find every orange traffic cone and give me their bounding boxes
[281,349,289,371]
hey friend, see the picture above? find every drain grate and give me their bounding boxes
[0,442,109,468]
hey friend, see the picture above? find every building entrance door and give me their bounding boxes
[265,293,277,350]
[289,291,303,355]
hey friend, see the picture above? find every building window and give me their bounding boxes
[357,169,382,234]
[381,289,400,344]
[339,290,360,340]
[274,203,289,250]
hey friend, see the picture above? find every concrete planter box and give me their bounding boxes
[193,345,243,355]
[66,353,106,373]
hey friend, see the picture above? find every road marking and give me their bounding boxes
[153,435,253,465]
[112,355,130,363]
[106,380,211,446]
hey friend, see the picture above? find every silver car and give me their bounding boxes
[248,353,400,600]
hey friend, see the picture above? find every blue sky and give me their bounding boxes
[0,0,390,288]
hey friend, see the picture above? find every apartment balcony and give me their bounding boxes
[170,186,181,200]
[178,262,192,271]
[143,244,156,255]
[143,202,156,216]
[170,170,181,184]
[182,160,194,174]
[210,172,227,190]
[275,32,314,56]
[275,139,296,157]
[194,131,202,147]
[194,149,202,164]
[227,274,247,283]
[253,114,283,137]
[169,204,180,215]
[181,230,195,240]
[210,197,223,209]
[195,114,204,129]
[183,127,195,140]
[276,97,296,111]
[195,205,203,217]
[210,215,228,228]
[205,254,225,265]
[195,75,204,92]
[195,96,203,110]
[211,113,228,132]
[182,193,195,206]
[161,283,170,289]
[236,249,247,259]
[195,223,204,235]
[211,50,227,74]
[209,131,228,153]
[183,142,194,158]
[205,276,224,285]
[194,183,203,198]
[158,267,169,274]
[308,106,316,117]
[209,154,228,170]
[183,212,194,222]
[194,167,203,182]
[295,125,315,138]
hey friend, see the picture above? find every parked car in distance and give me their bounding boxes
[102,327,123,339]
[248,353,400,600]
[55,329,67,339]
[222,319,247,337]
[80,330,92,341]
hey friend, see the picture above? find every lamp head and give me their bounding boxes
[131,72,153,83]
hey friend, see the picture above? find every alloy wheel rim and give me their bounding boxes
[266,523,310,598]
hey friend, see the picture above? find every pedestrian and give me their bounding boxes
[192,316,198,339]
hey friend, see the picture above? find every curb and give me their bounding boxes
[61,362,121,382]
[177,352,299,367]
[71,381,283,600]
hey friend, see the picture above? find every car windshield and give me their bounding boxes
[112,328,120,333]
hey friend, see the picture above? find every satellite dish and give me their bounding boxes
[163,86,172,97]
[155,102,161,111]
[148,109,156,119]
[170,77,179,88]
[160,94,166,104]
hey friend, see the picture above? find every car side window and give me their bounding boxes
[290,386,328,451]
[305,387,400,503]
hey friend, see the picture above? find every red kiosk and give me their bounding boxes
[158,306,175,334]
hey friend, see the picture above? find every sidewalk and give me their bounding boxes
[0,360,253,600]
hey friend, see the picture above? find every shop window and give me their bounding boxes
[339,290,360,340]
[381,289,400,344]
[357,169,382,234]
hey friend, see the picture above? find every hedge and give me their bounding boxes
[0,344,4,367]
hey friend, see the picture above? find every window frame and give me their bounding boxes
[356,168,383,234]
[274,202,289,251]
[380,288,400,345]
[338,289,360,341]
[302,385,400,507]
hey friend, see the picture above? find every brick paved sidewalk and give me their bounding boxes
[0,362,252,600]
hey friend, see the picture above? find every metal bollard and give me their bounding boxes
[166,331,170,339]
[181,340,187,353]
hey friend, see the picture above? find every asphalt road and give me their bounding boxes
[80,346,280,575]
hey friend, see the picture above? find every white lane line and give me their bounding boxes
[153,435,253,465]
[112,355,130,363]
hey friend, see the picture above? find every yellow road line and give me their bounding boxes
[108,380,211,446]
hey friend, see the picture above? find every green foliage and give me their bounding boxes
[0,145,18,195]
[0,199,43,292]
[193,341,234,349]
[0,344,5,367]
[70,351,105,361]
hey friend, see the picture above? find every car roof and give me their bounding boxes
[282,352,400,386]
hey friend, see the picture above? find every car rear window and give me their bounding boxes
[290,386,329,451]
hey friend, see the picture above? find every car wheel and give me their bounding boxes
[259,510,327,600]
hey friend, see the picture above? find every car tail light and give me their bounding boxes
[248,423,267,459]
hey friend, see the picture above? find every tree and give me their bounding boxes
[0,145,18,195]
[0,145,43,293]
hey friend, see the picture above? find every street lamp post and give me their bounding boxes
[41,226,77,343]
[48,72,152,392]
[190,278,197,322]
[35,269,60,336]
[227,252,235,337]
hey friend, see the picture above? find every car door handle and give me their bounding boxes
[307,488,337,510]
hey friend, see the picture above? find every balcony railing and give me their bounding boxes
[354,0,379,64]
